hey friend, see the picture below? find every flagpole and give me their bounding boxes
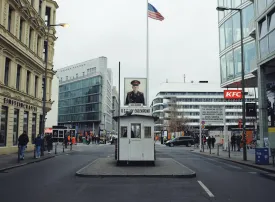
[146,0,149,107]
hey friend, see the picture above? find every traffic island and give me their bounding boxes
[75,157,196,178]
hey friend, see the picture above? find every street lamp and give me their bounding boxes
[216,6,247,161]
[42,23,68,139]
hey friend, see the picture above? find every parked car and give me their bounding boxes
[165,136,194,147]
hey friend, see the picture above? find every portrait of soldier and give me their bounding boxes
[125,80,145,105]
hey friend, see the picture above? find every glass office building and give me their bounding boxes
[58,75,103,128]
[218,0,257,87]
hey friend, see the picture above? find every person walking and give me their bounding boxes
[34,134,43,158]
[18,131,29,160]
[231,134,236,151]
[211,136,216,149]
[46,134,53,153]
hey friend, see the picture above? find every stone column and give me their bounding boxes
[50,6,54,25]
[28,111,32,144]
[25,23,29,47]
[46,77,51,101]
[258,66,268,147]
[18,109,24,136]
[14,11,20,38]
[32,31,37,53]
[9,60,17,88]
[1,0,9,30]
[33,0,39,12]
[40,0,46,20]
[6,106,14,147]
[36,111,40,136]
[0,53,5,84]
[21,21,27,45]
[20,67,27,93]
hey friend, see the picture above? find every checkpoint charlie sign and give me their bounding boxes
[120,107,152,116]
[200,105,224,124]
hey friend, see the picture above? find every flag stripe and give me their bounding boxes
[148,3,164,21]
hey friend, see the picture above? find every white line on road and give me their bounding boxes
[197,181,214,197]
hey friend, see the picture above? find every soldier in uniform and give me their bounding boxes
[125,80,145,105]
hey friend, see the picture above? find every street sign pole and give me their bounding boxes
[199,106,202,152]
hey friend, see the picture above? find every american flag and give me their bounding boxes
[148,3,164,21]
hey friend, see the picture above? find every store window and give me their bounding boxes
[32,113,37,144]
[23,111,29,134]
[0,106,8,146]
[219,24,226,51]
[244,41,256,73]
[242,4,254,38]
[13,109,19,145]
[234,47,242,77]
[226,51,234,80]
[220,55,227,83]
[225,18,233,48]
[232,12,241,42]
[121,126,127,138]
[144,127,151,138]
[131,124,141,138]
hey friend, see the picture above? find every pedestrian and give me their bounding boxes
[34,134,43,158]
[231,134,236,151]
[236,135,241,151]
[207,136,211,149]
[211,136,216,148]
[46,134,53,153]
[18,131,29,160]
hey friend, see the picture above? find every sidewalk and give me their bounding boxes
[189,146,275,173]
[0,144,72,172]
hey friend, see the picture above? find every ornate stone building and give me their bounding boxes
[0,0,58,154]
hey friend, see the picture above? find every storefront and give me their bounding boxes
[0,96,42,155]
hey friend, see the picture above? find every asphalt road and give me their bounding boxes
[0,143,274,202]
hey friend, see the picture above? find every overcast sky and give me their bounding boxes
[54,0,220,100]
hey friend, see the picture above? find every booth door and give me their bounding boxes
[119,126,129,161]
[129,123,142,160]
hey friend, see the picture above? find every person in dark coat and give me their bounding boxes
[207,137,211,149]
[211,136,216,148]
[236,135,241,151]
[34,134,43,158]
[46,134,53,153]
[18,131,29,160]
[231,134,236,151]
[125,80,145,105]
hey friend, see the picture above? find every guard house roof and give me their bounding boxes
[113,115,159,122]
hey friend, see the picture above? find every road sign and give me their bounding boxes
[200,106,224,124]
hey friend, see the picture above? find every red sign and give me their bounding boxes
[224,90,242,99]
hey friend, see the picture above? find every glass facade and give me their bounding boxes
[58,76,102,123]
[0,106,8,146]
[218,1,256,84]
[13,109,19,145]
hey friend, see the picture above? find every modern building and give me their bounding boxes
[152,82,258,134]
[112,86,119,134]
[217,0,275,145]
[56,57,113,135]
[0,0,58,154]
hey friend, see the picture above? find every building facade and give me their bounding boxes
[56,57,113,135]
[0,0,58,154]
[217,0,275,145]
[152,82,258,134]
[112,86,119,134]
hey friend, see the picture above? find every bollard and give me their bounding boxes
[63,143,64,153]
[34,146,36,159]
[55,142,57,154]
[70,142,72,151]
[217,145,220,156]
[17,146,20,163]
[209,145,211,154]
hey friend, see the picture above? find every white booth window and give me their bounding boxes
[144,127,151,138]
[131,124,141,138]
[121,126,127,138]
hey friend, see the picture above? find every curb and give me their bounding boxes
[75,172,196,178]
[0,155,55,172]
[191,150,275,174]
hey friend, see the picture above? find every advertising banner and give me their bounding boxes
[124,78,147,106]
[224,90,242,99]
[266,74,275,127]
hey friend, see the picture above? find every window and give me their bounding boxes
[19,19,24,41]
[32,113,36,144]
[258,0,266,14]
[4,58,10,86]
[270,11,275,31]
[269,30,275,53]
[26,71,30,94]
[66,76,68,80]
[260,18,268,38]
[233,47,241,77]
[45,7,51,26]
[131,124,141,138]
[242,4,254,38]
[220,55,227,83]
[219,24,225,51]
[224,17,233,48]
[43,41,47,61]
[39,0,42,15]
[244,41,256,73]
[16,65,21,90]
[37,36,41,54]
[13,109,19,145]
[260,36,269,58]
[226,51,234,80]
[218,0,224,21]
[121,126,127,138]
[23,111,29,134]
[8,6,14,32]
[0,106,8,146]
[232,12,241,42]
[29,28,33,48]
[144,127,151,138]
[35,76,38,97]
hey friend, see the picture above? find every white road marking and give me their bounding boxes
[198,181,214,197]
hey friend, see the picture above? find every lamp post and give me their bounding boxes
[216,6,247,161]
[42,23,68,139]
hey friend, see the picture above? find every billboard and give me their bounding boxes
[124,78,147,106]
[224,90,242,99]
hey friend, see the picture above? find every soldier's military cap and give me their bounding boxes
[131,80,140,86]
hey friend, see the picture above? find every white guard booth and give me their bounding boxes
[115,111,157,163]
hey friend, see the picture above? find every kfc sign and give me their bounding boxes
[224,90,242,99]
